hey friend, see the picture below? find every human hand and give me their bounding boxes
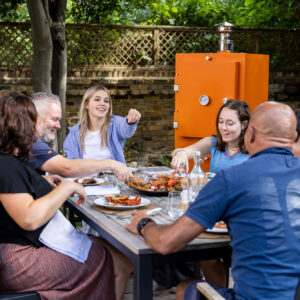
[125,210,150,235]
[171,150,189,173]
[127,109,141,124]
[43,174,63,188]
[111,161,133,182]
[66,181,86,205]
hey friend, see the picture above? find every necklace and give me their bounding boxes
[224,149,240,159]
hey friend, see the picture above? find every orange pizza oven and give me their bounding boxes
[174,22,269,172]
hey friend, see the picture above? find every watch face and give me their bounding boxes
[199,95,210,106]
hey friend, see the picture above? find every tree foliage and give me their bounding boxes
[66,0,120,24]
[0,1,29,22]
[0,0,298,29]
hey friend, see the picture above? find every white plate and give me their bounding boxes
[206,227,228,233]
[93,196,151,210]
[77,177,105,186]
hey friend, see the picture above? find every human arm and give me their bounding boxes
[42,174,63,188]
[125,211,205,255]
[63,126,81,159]
[0,180,86,231]
[171,136,212,173]
[126,108,141,124]
[40,154,132,181]
[113,113,140,140]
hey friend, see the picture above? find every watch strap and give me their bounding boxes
[137,218,153,236]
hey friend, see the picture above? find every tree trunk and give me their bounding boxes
[26,0,52,93]
[50,0,67,153]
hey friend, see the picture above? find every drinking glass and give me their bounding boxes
[103,172,116,185]
[167,191,184,220]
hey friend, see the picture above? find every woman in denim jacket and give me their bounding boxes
[63,85,141,164]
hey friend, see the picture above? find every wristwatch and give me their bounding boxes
[137,218,153,236]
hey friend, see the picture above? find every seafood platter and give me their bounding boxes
[126,173,186,196]
[93,194,151,210]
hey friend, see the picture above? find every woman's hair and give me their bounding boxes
[295,109,300,142]
[215,100,251,153]
[79,85,112,152]
[0,91,37,161]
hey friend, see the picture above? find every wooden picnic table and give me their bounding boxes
[64,166,231,300]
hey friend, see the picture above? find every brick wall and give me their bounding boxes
[0,65,299,164]
[269,66,300,110]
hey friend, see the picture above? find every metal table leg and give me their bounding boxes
[133,254,153,300]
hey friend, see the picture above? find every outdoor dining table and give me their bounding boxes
[64,166,231,300]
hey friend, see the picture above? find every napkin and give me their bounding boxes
[144,169,175,176]
[39,210,92,263]
[84,185,120,196]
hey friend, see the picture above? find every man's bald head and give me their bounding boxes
[245,102,297,155]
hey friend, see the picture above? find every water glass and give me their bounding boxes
[167,191,184,220]
[103,172,116,185]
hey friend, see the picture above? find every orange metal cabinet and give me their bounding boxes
[174,52,269,171]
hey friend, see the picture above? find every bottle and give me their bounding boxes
[188,151,205,203]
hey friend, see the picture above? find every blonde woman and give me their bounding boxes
[63,85,141,164]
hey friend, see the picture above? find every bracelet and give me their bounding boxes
[137,218,153,236]
[174,148,186,156]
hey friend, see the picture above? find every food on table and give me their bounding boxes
[127,173,183,192]
[105,194,141,206]
[214,221,227,229]
[75,177,97,185]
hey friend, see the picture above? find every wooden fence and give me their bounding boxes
[0,23,299,68]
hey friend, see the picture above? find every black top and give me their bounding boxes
[0,153,52,247]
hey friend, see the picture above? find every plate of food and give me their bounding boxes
[93,195,151,210]
[206,221,228,233]
[75,177,105,186]
[126,174,184,196]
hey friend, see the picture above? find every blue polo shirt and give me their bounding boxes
[29,138,58,171]
[186,147,300,300]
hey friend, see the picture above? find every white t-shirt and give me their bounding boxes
[83,130,113,160]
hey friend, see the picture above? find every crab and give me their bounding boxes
[105,194,142,206]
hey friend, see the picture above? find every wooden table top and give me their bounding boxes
[68,166,230,256]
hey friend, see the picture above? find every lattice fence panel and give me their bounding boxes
[232,29,300,67]
[255,30,299,67]
[0,23,298,67]
[67,26,154,66]
[0,23,32,66]
[158,29,219,65]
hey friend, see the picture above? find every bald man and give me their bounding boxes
[292,109,300,157]
[126,101,300,300]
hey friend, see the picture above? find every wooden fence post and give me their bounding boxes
[153,29,159,66]
[254,33,260,53]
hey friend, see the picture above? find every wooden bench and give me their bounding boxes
[197,279,300,300]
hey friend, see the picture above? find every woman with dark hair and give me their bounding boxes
[0,92,131,299]
[171,100,251,173]
[170,99,250,288]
